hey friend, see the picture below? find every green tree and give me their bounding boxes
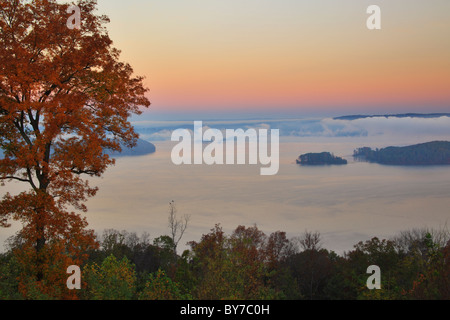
[346,237,402,299]
[83,255,136,300]
[0,253,22,299]
[139,269,190,300]
[405,234,450,299]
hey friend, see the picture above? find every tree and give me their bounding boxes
[264,231,297,298]
[189,224,279,300]
[228,225,276,299]
[297,230,322,252]
[153,235,178,273]
[405,234,450,299]
[0,0,150,297]
[188,224,229,299]
[83,255,137,300]
[289,231,332,300]
[168,200,190,256]
[138,269,190,300]
[265,231,293,270]
[346,237,402,299]
[0,252,22,299]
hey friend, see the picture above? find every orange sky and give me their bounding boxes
[96,0,450,115]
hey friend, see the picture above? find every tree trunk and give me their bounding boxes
[35,162,50,282]
[35,208,47,282]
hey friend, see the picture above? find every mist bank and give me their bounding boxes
[334,113,450,120]
[133,115,450,143]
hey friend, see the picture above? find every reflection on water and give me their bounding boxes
[1,137,450,254]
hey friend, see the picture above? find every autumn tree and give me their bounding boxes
[188,224,230,299]
[189,225,282,299]
[265,231,293,270]
[0,0,150,298]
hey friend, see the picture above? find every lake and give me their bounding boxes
[1,130,450,255]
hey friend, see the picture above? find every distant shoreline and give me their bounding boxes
[334,113,450,121]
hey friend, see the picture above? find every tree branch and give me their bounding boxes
[0,176,31,183]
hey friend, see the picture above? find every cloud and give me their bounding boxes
[323,116,450,138]
[135,116,450,142]
[140,129,173,141]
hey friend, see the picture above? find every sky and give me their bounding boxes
[93,0,450,117]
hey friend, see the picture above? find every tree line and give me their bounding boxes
[1,223,448,300]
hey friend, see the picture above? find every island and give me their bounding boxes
[297,152,348,165]
[353,141,450,165]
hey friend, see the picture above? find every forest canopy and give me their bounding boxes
[2,224,448,300]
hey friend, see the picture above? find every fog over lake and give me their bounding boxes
[1,116,450,254]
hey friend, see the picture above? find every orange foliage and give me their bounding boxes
[189,225,287,299]
[0,0,149,299]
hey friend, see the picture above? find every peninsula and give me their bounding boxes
[353,141,450,165]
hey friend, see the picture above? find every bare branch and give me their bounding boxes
[168,200,190,254]
[297,230,322,252]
